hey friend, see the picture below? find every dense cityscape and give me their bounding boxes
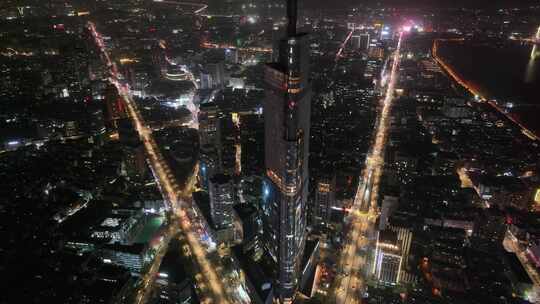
[1,0,540,303]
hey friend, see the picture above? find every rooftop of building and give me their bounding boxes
[158,238,191,285]
[102,243,147,255]
[210,173,232,185]
[232,245,273,302]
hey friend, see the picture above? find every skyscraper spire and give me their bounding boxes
[287,0,297,36]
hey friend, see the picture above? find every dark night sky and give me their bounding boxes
[303,0,540,9]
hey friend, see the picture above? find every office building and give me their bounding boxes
[225,48,239,64]
[103,84,127,131]
[100,243,149,273]
[200,71,213,89]
[234,203,263,256]
[351,34,361,49]
[118,118,140,146]
[84,105,106,137]
[379,195,399,230]
[121,142,147,180]
[312,176,336,229]
[199,103,222,189]
[199,103,221,147]
[262,0,312,302]
[200,145,220,190]
[388,225,413,270]
[471,208,506,253]
[153,239,197,304]
[207,61,225,88]
[64,120,78,137]
[359,33,370,51]
[351,32,370,51]
[372,229,403,285]
[240,114,265,177]
[219,114,237,176]
[209,174,235,229]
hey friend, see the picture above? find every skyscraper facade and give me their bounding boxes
[262,0,311,302]
[198,103,222,190]
[312,176,336,230]
[209,173,235,229]
[372,230,403,285]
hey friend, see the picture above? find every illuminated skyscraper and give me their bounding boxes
[199,103,221,190]
[198,103,221,147]
[103,84,127,131]
[359,33,370,51]
[209,174,235,229]
[262,0,311,302]
[312,176,336,230]
[372,230,403,285]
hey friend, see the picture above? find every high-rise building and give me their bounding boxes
[311,176,336,230]
[240,114,265,177]
[121,142,147,180]
[234,203,263,257]
[199,103,222,189]
[372,229,403,285]
[200,71,213,89]
[84,105,106,137]
[207,61,225,88]
[351,34,361,49]
[118,118,140,146]
[209,174,235,229]
[225,48,239,64]
[379,195,399,230]
[389,225,413,271]
[359,33,370,51]
[154,239,197,304]
[351,32,370,51]
[103,84,127,131]
[151,41,167,77]
[200,146,220,190]
[262,0,312,302]
[219,115,237,176]
[64,120,78,137]
[471,208,506,253]
[198,103,221,147]
[117,119,147,179]
[271,25,287,62]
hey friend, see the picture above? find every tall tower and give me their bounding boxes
[262,0,311,302]
[312,175,336,230]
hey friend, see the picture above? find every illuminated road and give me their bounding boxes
[201,41,272,53]
[152,0,208,14]
[336,29,355,63]
[332,32,403,304]
[504,231,540,303]
[135,223,180,304]
[327,29,355,88]
[87,22,250,304]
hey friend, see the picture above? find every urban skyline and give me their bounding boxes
[1,0,540,304]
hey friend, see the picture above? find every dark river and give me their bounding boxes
[437,41,540,135]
